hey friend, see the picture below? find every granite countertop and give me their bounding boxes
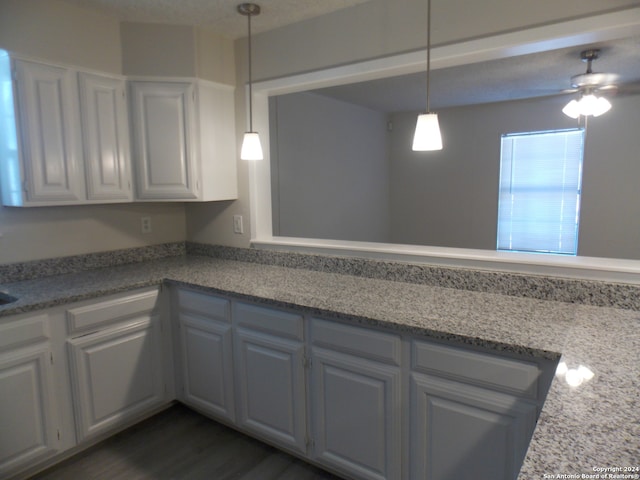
[1,254,638,479]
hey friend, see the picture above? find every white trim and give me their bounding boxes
[248,8,640,284]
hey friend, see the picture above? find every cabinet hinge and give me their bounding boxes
[50,352,54,365]
[305,436,314,448]
[57,429,61,441]
[303,355,312,368]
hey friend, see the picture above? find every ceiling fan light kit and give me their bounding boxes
[562,94,612,119]
[562,49,616,119]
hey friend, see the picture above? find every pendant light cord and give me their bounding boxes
[426,0,432,113]
[247,11,254,132]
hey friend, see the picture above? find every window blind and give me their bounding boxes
[497,129,585,255]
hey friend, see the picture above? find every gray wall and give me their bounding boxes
[191,0,637,250]
[270,92,390,243]
[389,94,640,259]
[388,96,576,249]
[271,92,640,260]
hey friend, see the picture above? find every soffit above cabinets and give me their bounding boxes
[59,0,374,38]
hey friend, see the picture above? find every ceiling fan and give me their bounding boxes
[561,48,619,118]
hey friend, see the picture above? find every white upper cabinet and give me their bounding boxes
[0,53,237,206]
[0,55,133,206]
[1,57,85,206]
[129,81,198,200]
[128,78,238,202]
[78,72,132,202]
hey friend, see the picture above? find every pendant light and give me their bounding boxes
[238,3,263,160]
[412,0,443,151]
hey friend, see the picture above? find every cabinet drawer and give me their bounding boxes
[311,318,401,365]
[177,289,230,323]
[412,340,539,398]
[0,314,50,350]
[66,288,159,335]
[233,302,303,341]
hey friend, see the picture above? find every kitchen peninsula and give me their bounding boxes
[0,243,638,480]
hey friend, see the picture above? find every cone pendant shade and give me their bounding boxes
[412,113,443,151]
[241,132,264,161]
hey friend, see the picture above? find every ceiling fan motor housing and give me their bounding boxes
[570,48,619,90]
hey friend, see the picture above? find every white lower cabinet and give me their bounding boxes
[410,340,540,480]
[175,289,235,423]
[410,374,537,480]
[233,302,307,454]
[66,287,166,442]
[0,285,549,479]
[310,318,402,480]
[0,314,59,477]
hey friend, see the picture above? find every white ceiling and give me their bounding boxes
[61,0,373,38]
[313,35,640,112]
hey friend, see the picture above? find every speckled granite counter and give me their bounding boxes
[1,254,638,479]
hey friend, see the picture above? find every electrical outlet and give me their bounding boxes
[233,215,244,234]
[141,216,152,234]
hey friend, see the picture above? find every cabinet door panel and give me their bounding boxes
[0,348,58,476]
[410,373,537,480]
[78,72,131,201]
[234,327,306,454]
[179,313,235,422]
[311,349,401,480]
[67,318,165,441]
[129,82,197,200]
[14,60,83,203]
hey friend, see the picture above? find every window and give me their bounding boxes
[497,128,585,255]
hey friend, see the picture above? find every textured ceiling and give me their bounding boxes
[59,1,640,109]
[61,0,373,38]
[314,36,640,112]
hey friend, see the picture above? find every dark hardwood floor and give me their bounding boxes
[32,404,344,480]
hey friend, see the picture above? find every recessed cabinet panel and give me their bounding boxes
[410,373,537,480]
[129,81,198,200]
[12,59,84,204]
[179,313,235,423]
[78,72,131,202]
[0,347,58,476]
[311,348,401,480]
[67,318,165,441]
[234,326,307,454]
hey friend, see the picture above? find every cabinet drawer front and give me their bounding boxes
[412,341,539,398]
[234,302,303,341]
[177,289,230,322]
[0,314,50,350]
[66,288,159,335]
[311,318,401,366]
